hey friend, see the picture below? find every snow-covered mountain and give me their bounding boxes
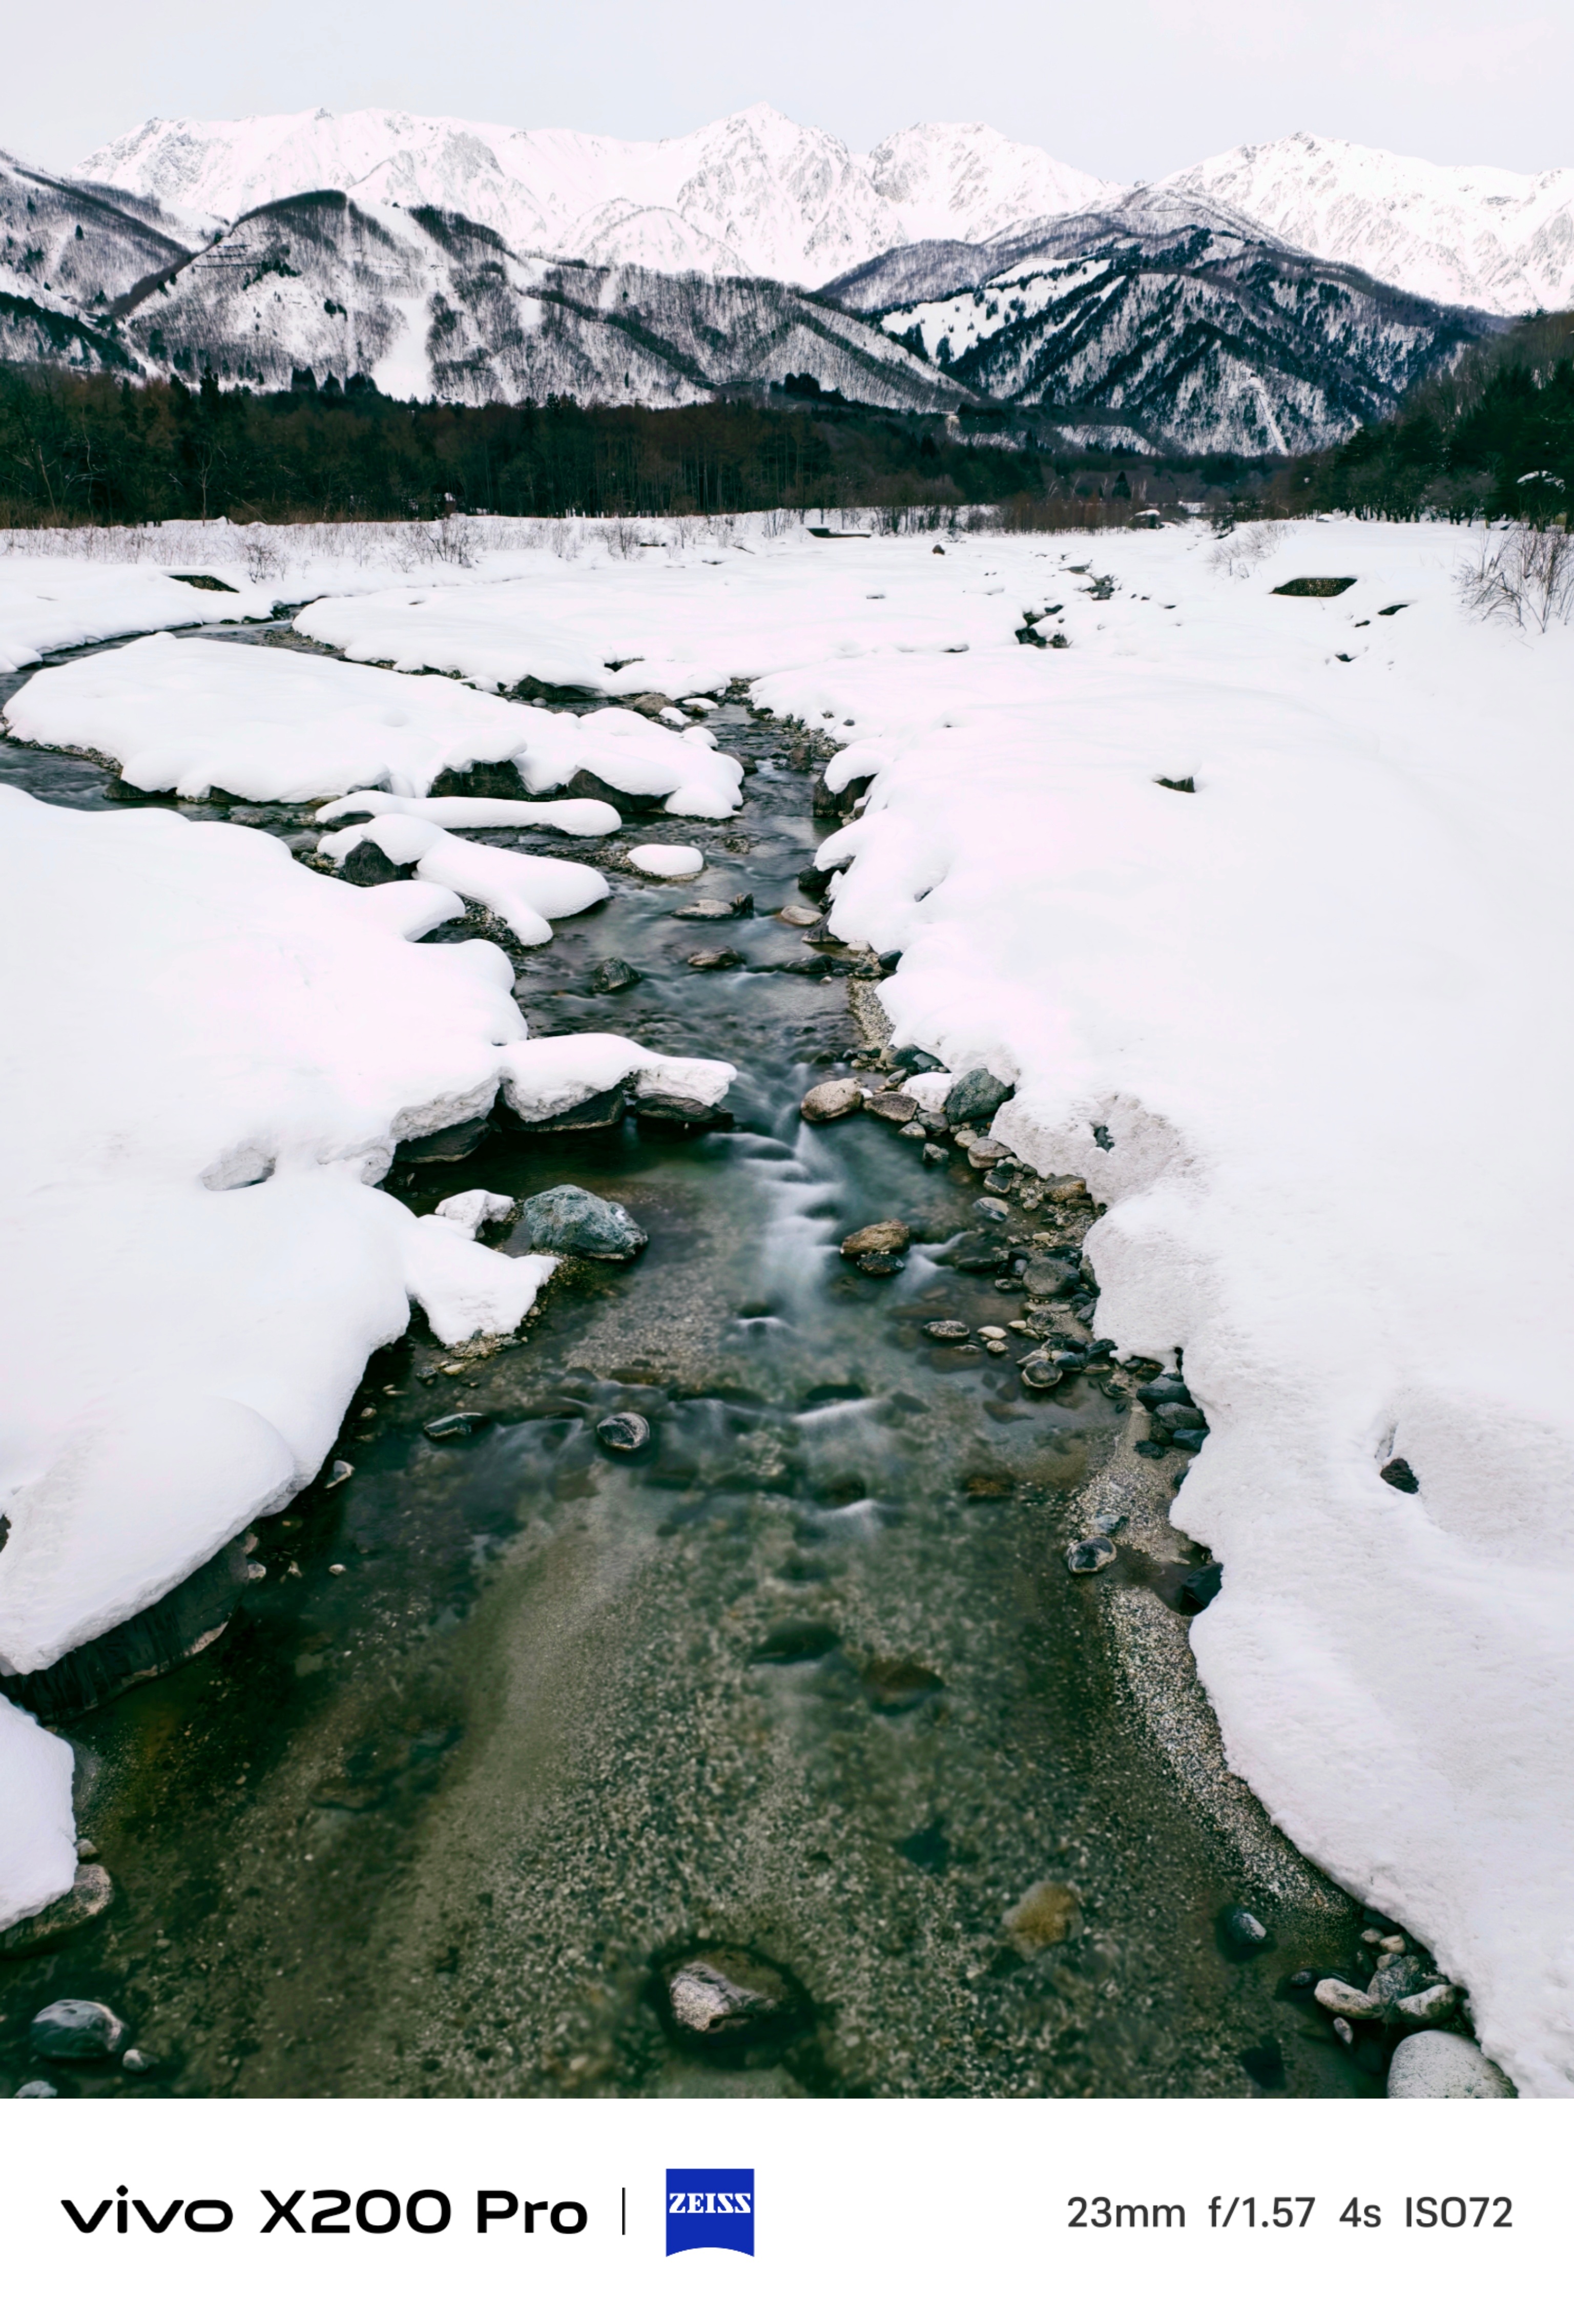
[837,190,1500,456]
[77,105,1119,290]
[1163,133,1574,316]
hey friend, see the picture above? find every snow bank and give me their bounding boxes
[316,791,620,836]
[0,1698,76,1934]
[498,1031,735,1125]
[669,514,1570,2095]
[0,558,278,674]
[0,781,730,1916]
[316,814,608,946]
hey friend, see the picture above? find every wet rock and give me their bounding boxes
[893,1045,945,1075]
[778,902,822,927]
[1021,1359,1065,1392]
[974,1197,1010,1223]
[591,956,641,993]
[966,1139,1011,1170]
[665,1949,796,2039]
[687,947,742,970]
[1381,1456,1420,1493]
[982,1165,1017,1193]
[422,1412,490,1442]
[31,1999,127,2060]
[1021,1256,1082,1299]
[1395,1984,1459,2026]
[751,1620,840,1664]
[398,1115,492,1165]
[1314,1977,1382,2021]
[1066,1536,1115,1572]
[635,1090,733,1129]
[1387,2030,1514,2098]
[674,896,750,921]
[949,1231,1009,1274]
[800,1078,863,1123]
[922,1143,948,1166]
[520,1184,648,1261]
[1136,1373,1190,1407]
[519,1081,630,1132]
[337,838,412,887]
[596,1412,651,1454]
[15,2080,57,2097]
[121,2048,153,2074]
[862,1089,918,1125]
[1369,1952,1431,2009]
[0,1864,114,1957]
[841,1220,909,1259]
[1179,1563,1224,1611]
[326,1460,354,1487]
[945,1067,1014,1124]
[1221,1905,1272,1952]
[923,1319,971,1341]
[855,1253,905,1276]
[862,1655,944,1713]
[1004,1880,1080,1950]
[898,1120,928,1140]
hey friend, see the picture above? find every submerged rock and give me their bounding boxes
[31,1999,127,2060]
[1065,1535,1115,1572]
[591,957,641,993]
[1004,1880,1080,1951]
[923,1319,971,1341]
[1387,2030,1514,2098]
[686,947,742,970]
[422,1412,490,1442]
[520,1184,648,1261]
[665,1949,796,2040]
[595,1412,651,1454]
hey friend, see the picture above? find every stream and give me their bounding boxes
[0,626,1373,2099]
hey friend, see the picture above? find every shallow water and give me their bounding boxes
[0,635,1374,2098]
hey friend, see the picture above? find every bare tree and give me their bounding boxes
[1457,522,1574,633]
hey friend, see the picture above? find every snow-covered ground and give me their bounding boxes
[3,509,1571,2100]
[0,557,278,673]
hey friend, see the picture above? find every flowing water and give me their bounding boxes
[0,629,1374,2099]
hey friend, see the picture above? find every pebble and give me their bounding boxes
[862,1089,918,1124]
[328,1563,347,1576]
[30,1999,127,2060]
[422,1412,489,1441]
[1386,2030,1514,2098]
[1314,1977,1382,2020]
[949,1231,1008,1273]
[899,1121,928,1140]
[923,1319,971,1341]
[1004,1880,1080,1951]
[121,2048,153,2074]
[1222,1905,1271,1949]
[520,1184,648,1260]
[674,897,742,921]
[1394,1984,1459,2026]
[687,947,742,970]
[666,1951,793,2038]
[967,1140,1011,1170]
[1021,1359,1065,1391]
[778,902,822,927]
[982,1165,1016,1192]
[974,1197,1010,1223]
[590,957,641,993]
[841,1220,910,1258]
[596,1412,651,1454]
[325,1459,354,1488]
[1369,1952,1431,2008]
[1066,1536,1116,1572]
[922,1143,948,1166]
[15,2081,57,2097]
[800,1078,863,1123]
[945,1066,1014,1124]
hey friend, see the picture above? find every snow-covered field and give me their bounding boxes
[2,508,1570,2098]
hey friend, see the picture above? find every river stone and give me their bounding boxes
[1137,1374,1190,1407]
[1395,1984,1459,2026]
[31,1999,127,2060]
[1022,1359,1065,1391]
[591,957,641,993]
[778,902,822,926]
[666,1950,794,2038]
[0,1864,114,1957]
[1381,1456,1420,1493]
[922,1143,948,1165]
[974,1197,1010,1223]
[1004,1880,1080,1951]
[15,2081,57,2097]
[596,1412,651,1454]
[422,1411,489,1442]
[673,897,739,920]
[1314,1977,1382,2020]
[800,1079,863,1123]
[945,1067,1014,1124]
[923,1319,971,1341]
[1369,1952,1431,2008]
[687,947,742,970]
[1066,1535,1115,1572]
[842,1220,909,1259]
[1222,1904,1271,1950]
[950,1231,1009,1273]
[520,1184,648,1260]
[966,1139,1011,1169]
[862,1089,918,1124]
[856,1253,905,1276]
[1179,1563,1224,1611]
[337,837,412,887]
[1387,2030,1514,2098]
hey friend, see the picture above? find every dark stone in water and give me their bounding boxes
[30,1999,126,2060]
[1066,1536,1116,1573]
[1381,1456,1420,1493]
[949,1232,1008,1273]
[430,759,529,799]
[2,1528,254,1724]
[923,1319,971,1341]
[338,839,412,887]
[591,957,641,993]
[595,1412,651,1454]
[797,862,835,899]
[687,947,742,970]
[1021,1360,1065,1391]
[1137,1374,1190,1408]
[398,1115,491,1164]
[518,1082,630,1133]
[893,1046,944,1075]
[856,1252,905,1276]
[1179,1563,1224,1611]
[945,1067,1014,1124]
[751,1620,840,1664]
[862,1655,944,1713]
[520,1184,648,1260]
[1220,1904,1272,1954]
[423,1412,490,1442]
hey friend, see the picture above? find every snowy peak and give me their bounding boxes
[1163,131,1574,315]
[76,106,1116,288]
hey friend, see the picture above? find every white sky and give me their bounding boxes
[2,0,1566,182]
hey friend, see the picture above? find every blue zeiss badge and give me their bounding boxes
[666,2168,755,2256]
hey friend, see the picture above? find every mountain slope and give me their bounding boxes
[1163,133,1574,317]
[0,150,196,373]
[111,191,963,409]
[77,105,1118,288]
[847,192,1501,455]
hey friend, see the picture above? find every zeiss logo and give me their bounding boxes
[666,2169,754,2257]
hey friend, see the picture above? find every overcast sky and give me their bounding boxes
[3,0,1566,180]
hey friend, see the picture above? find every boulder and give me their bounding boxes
[519,1184,647,1261]
[841,1220,909,1259]
[31,1999,127,2060]
[945,1067,1014,1124]
[0,1864,114,1958]
[1387,2031,1514,2098]
[862,1089,919,1125]
[800,1079,863,1123]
